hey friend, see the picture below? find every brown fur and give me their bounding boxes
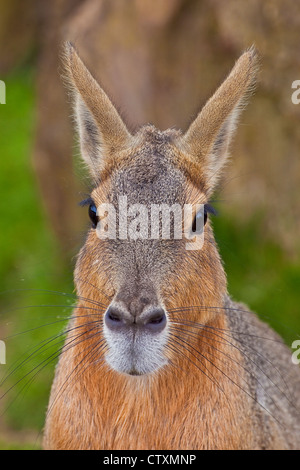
[43,44,300,450]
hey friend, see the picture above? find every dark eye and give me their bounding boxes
[192,208,206,233]
[79,197,99,229]
[88,203,98,228]
[192,204,216,232]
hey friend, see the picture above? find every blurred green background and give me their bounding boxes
[0,0,299,449]
[0,67,74,449]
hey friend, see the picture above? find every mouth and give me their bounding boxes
[104,327,169,376]
[127,368,144,377]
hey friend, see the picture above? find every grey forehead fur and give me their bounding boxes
[99,125,189,289]
[111,125,186,207]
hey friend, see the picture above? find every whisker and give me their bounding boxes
[0,320,103,405]
[169,333,229,401]
[169,304,300,342]
[0,287,109,310]
[74,276,113,302]
[2,305,105,341]
[169,324,286,417]
[169,329,282,426]
[0,328,104,427]
[45,336,107,421]
[171,318,295,408]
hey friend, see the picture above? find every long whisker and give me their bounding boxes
[33,332,107,448]
[0,286,109,421]
[171,318,295,407]
[169,304,300,341]
[170,324,285,417]
[169,333,229,400]
[0,318,104,408]
[45,335,107,421]
[74,276,113,302]
[169,329,283,426]
[0,322,95,399]
[2,305,105,341]
[0,287,109,310]
[170,304,296,401]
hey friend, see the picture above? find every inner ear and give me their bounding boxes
[179,47,258,195]
[211,113,235,157]
[63,42,132,180]
[206,108,239,184]
[75,97,102,177]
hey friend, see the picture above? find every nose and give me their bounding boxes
[105,305,167,334]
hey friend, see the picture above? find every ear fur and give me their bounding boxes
[63,42,132,179]
[181,46,259,193]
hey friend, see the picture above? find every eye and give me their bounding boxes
[79,197,99,228]
[88,202,98,228]
[191,208,206,233]
[192,204,216,232]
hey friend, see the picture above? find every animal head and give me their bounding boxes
[64,43,258,376]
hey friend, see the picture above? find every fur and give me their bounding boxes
[43,44,300,450]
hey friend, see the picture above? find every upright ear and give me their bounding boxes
[63,42,132,179]
[180,47,259,194]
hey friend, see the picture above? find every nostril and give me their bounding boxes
[144,309,167,333]
[105,307,124,330]
[149,314,164,324]
[108,311,121,322]
[105,305,167,333]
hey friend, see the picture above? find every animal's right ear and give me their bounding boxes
[179,47,258,195]
[63,42,132,180]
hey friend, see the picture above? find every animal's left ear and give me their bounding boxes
[63,42,132,180]
[180,47,259,194]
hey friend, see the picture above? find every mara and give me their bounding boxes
[43,44,300,450]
